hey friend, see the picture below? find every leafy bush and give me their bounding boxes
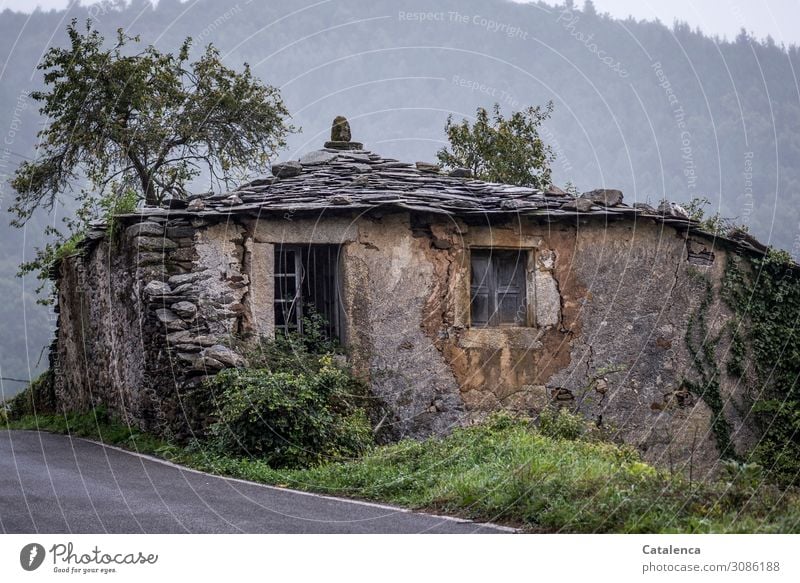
[722,250,800,485]
[206,355,373,468]
[244,310,340,374]
[6,369,55,419]
[538,407,588,440]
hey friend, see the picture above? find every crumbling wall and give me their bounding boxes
[418,216,753,475]
[54,209,755,473]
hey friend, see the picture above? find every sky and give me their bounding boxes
[1,0,799,47]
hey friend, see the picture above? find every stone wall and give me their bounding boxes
[54,210,755,473]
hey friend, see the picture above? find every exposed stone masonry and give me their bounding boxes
[52,137,770,470]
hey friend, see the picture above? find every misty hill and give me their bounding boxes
[2,0,800,393]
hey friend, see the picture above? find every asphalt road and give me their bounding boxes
[0,430,510,534]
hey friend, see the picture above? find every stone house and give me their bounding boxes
[52,122,768,474]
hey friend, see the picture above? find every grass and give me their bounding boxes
[6,409,800,533]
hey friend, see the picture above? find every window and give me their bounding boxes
[274,245,342,340]
[470,249,528,327]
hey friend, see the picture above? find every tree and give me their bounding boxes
[10,19,294,225]
[436,102,555,189]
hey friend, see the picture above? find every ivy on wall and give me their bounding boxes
[721,249,800,485]
[683,275,733,457]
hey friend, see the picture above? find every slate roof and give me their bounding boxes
[109,145,769,256]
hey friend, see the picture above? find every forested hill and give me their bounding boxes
[2,0,800,393]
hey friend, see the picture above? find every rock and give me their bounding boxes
[126,222,164,238]
[144,281,172,297]
[203,344,245,367]
[594,378,608,395]
[166,330,194,344]
[192,335,218,347]
[581,188,623,207]
[551,387,575,401]
[168,272,207,286]
[187,199,206,211]
[177,352,198,364]
[165,319,187,331]
[271,161,303,178]
[330,195,351,205]
[171,301,197,319]
[415,161,440,173]
[448,167,472,178]
[174,343,202,352]
[155,308,179,323]
[658,200,689,218]
[220,194,242,206]
[170,282,196,295]
[561,197,594,212]
[633,202,657,213]
[166,226,195,239]
[432,239,452,250]
[500,199,521,210]
[299,150,339,166]
[331,115,352,142]
[194,356,226,370]
[169,247,195,262]
[341,152,370,162]
[134,236,177,251]
[347,163,372,174]
[545,184,568,197]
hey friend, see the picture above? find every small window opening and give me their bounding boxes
[274,244,342,340]
[470,249,528,327]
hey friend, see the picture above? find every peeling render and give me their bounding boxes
[52,207,757,475]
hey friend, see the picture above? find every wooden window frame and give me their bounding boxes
[273,244,343,340]
[469,247,533,328]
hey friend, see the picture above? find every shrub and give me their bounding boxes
[244,310,340,374]
[538,407,587,440]
[206,356,373,468]
[6,370,55,420]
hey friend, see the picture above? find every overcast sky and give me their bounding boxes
[1,0,799,47]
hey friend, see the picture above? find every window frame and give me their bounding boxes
[273,244,343,340]
[468,247,533,328]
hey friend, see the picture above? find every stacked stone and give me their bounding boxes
[127,217,245,399]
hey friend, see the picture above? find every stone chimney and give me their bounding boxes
[325,115,363,150]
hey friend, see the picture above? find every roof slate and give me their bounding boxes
[108,147,770,257]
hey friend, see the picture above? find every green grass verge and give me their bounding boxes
[6,409,800,533]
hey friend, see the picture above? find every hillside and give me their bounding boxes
[2,0,800,390]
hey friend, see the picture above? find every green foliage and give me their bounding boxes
[246,310,340,374]
[101,185,138,239]
[722,250,800,484]
[11,409,800,533]
[271,413,800,533]
[7,406,169,454]
[683,276,732,456]
[437,102,555,188]
[682,196,730,235]
[538,407,587,440]
[206,355,373,468]
[15,230,85,305]
[8,18,295,300]
[6,369,55,419]
[10,19,294,217]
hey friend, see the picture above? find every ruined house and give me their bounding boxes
[52,119,769,474]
